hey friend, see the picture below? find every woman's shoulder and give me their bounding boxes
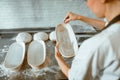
[80,32,109,52]
[82,23,120,49]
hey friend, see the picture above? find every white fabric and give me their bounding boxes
[68,23,120,80]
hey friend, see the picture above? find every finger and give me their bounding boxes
[55,47,57,54]
[55,42,61,55]
[55,46,60,57]
[55,47,61,57]
[56,42,59,49]
[64,16,69,21]
[64,18,71,23]
[64,12,70,22]
[55,43,59,53]
[64,12,69,19]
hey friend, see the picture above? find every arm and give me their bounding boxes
[55,43,70,77]
[64,12,105,30]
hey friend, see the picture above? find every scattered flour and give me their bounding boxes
[0,64,59,79]
[0,64,13,77]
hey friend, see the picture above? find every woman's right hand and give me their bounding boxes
[64,12,82,23]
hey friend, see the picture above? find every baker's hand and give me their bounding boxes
[55,42,70,77]
[64,12,82,23]
[55,42,62,60]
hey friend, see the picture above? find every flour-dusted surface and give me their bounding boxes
[0,25,96,80]
[0,38,72,80]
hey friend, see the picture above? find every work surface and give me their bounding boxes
[0,38,72,80]
[0,26,96,80]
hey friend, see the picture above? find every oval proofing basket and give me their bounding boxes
[4,42,26,70]
[56,23,78,58]
[27,40,46,69]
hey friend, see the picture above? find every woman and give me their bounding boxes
[55,0,120,80]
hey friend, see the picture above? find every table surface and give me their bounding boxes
[0,27,95,80]
[0,38,73,80]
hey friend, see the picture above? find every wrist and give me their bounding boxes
[56,56,64,62]
[77,15,82,20]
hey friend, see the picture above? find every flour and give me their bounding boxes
[0,64,59,79]
[0,64,13,77]
[30,66,59,77]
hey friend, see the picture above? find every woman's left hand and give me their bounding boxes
[55,42,62,60]
[54,42,70,77]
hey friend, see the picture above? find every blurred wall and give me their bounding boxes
[0,0,96,29]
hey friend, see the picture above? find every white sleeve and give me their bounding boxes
[68,42,97,80]
[68,38,120,80]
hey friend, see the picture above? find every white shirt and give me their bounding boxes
[68,23,120,80]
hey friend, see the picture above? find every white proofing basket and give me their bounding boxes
[4,42,26,70]
[56,23,78,58]
[27,40,46,69]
